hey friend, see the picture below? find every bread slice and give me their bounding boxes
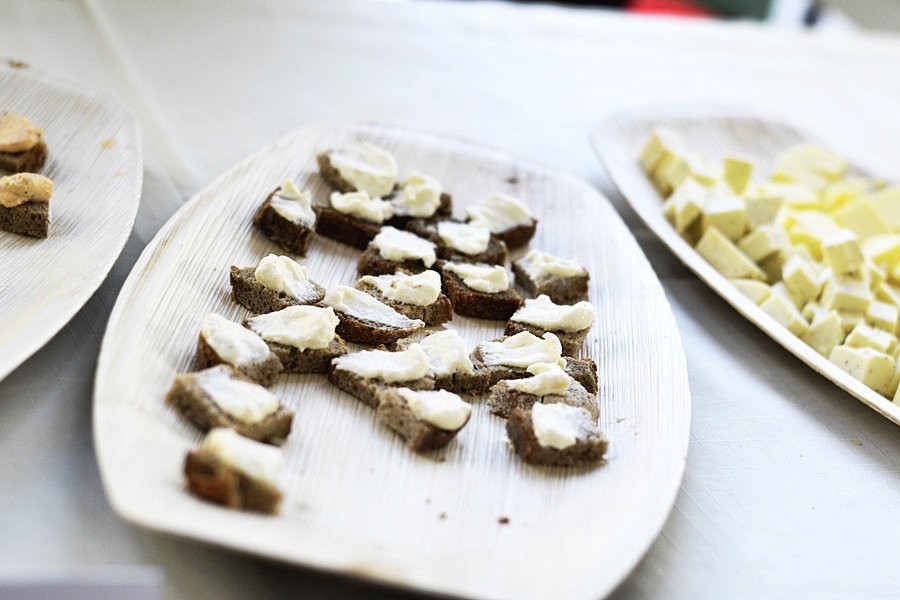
[312,204,382,250]
[328,363,434,408]
[165,367,293,444]
[242,316,348,374]
[469,340,598,393]
[0,140,47,174]
[504,320,589,358]
[357,244,431,276]
[196,332,283,386]
[229,266,325,314]
[253,187,316,256]
[493,221,536,251]
[512,258,589,305]
[355,278,453,326]
[440,268,522,320]
[184,448,282,514]
[375,388,471,452]
[507,406,607,467]
[405,218,508,265]
[317,151,366,194]
[487,378,598,419]
[0,201,49,237]
[384,192,453,229]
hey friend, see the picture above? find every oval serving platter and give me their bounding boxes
[94,123,690,600]
[591,108,900,426]
[0,65,143,382]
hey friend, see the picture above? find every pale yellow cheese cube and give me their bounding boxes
[819,271,872,313]
[846,323,897,354]
[801,310,846,357]
[781,209,840,260]
[731,279,771,305]
[874,281,900,308]
[838,311,866,334]
[833,199,890,241]
[773,143,847,190]
[821,229,864,275]
[892,263,900,286]
[829,345,895,393]
[737,225,787,262]
[759,251,787,284]
[662,196,677,223]
[782,255,822,304]
[802,302,828,324]
[866,300,898,334]
[656,152,720,196]
[772,282,804,310]
[723,155,753,195]
[862,234,900,269]
[743,185,783,229]
[883,364,900,399]
[864,261,886,288]
[668,178,707,233]
[701,191,747,241]
[821,177,871,213]
[639,128,684,174]
[867,186,900,232]
[695,227,765,280]
[760,293,808,335]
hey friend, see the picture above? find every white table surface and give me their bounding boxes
[1,1,899,598]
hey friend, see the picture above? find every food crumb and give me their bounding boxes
[498,517,509,525]
[851,439,862,446]
[439,512,447,520]
[616,417,626,423]
[425,498,431,505]
[114,171,123,177]
[506,176,518,184]
[100,138,116,150]
[6,58,27,69]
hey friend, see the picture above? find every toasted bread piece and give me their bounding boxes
[375,388,471,452]
[328,363,434,408]
[0,140,47,174]
[494,221,537,251]
[385,192,453,229]
[357,244,432,276]
[507,407,607,467]
[470,339,598,393]
[487,378,598,419]
[504,320,589,357]
[196,333,283,386]
[355,278,453,326]
[405,218,508,265]
[312,204,382,250]
[253,187,316,256]
[512,258,589,305]
[440,268,522,320]
[241,316,348,373]
[0,200,48,237]
[184,448,282,514]
[229,266,325,315]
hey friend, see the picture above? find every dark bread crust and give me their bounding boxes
[0,140,47,174]
[491,219,537,251]
[507,408,607,467]
[440,268,522,321]
[405,218,508,265]
[196,333,283,386]
[328,364,434,408]
[332,309,424,346]
[229,266,325,315]
[317,152,357,193]
[355,279,452,326]
[241,319,348,374]
[0,201,49,237]
[504,320,589,358]
[184,449,282,514]
[487,379,598,419]
[432,367,492,395]
[253,187,316,256]
[375,388,470,452]
[165,367,293,444]
[511,259,589,305]
[356,244,433,276]
[312,205,381,250]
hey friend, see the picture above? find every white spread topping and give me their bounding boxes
[328,142,398,198]
[0,113,43,153]
[200,427,283,486]
[201,314,271,367]
[323,285,424,329]
[392,171,442,217]
[247,306,339,350]
[359,270,441,306]
[419,329,475,376]
[0,173,53,208]
[371,226,437,267]
[396,388,472,430]
[254,254,314,299]
[194,366,280,424]
[531,403,591,450]
[269,180,315,227]
[507,362,571,396]
[332,344,430,383]
[436,220,491,255]
[479,331,566,368]
[330,190,394,224]
[511,295,595,332]
[521,249,585,281]
[443,262,509,293]
[466,193,534,234]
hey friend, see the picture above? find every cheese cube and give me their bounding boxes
[821,229,864,275]
[737,225,787,262]
[822,177,870,213]
[668,178,707,233]
[662,196,677,223]
[759,251,787,284]
[731,279,771,305]
[846,323,897,354]
[743,185,783,229]
[862,234,900,268]
[892,263,900,286]
[829,345,895,393]
[819,272,872,313]
[723,155,753,194]
[780,184,822,210]
[802,302,828,324]
[772,282,804,310]
[695,227,765,280]
[867,186,900,232]
[838,311,866,334]
[773,143,847,190]
[883,364,900,399]
[781,209,839,260]
[782,255,822,304]
[864,261,887,288]
[874,281,900,308]
[866,300,898,334]
[760,293,808,335]
[801,310,846,357]
[701,190,747,241]
[656,152,720,196]
[833,199,890,241]
[639,128,684,174]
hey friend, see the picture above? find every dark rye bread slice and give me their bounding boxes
[242,318,348,374]
[184,449,282,514]
[0,140,47,174]
[312,204,381,250]
[395,337,492,394]
[332,309,425,346]
[375,388,470,452]
[385,192,453,229]
[507,407,608,468]
[487,378,598,419]
[230,266,325,315]
[504,320,589,358]
[440,267,522,321]
[511,259,590,305]
[355,279,452,326]
[488,220,537,251]
[405,218,508,265]
[196,333,283,386]
[356,244,432,277]
[165,367,293,444]
[0,201,49,238]
[470,341,598,394]
[328,363,434,408]
[253,187,316,256]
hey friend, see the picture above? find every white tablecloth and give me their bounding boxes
[1,1,898,598]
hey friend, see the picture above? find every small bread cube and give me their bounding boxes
[230,254,325,315]
[512,249,590,305]
[406,218,508,265]
[253,181,317,256]
[328,345,434,407]
[375,388,472,452]
[196,313,283,385]
[356,270,453,326]
[244,306,347,374]
[507,404,607,468]
[505,295,595,357]
[356,226,437,276]
[441,261,522,320]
